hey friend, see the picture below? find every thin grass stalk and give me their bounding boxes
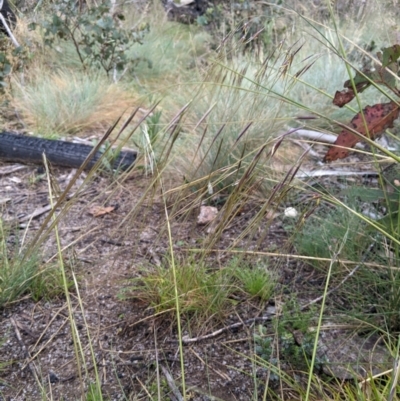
[200,153,266,252]
[193,103,217,131]
[154,328,162,401]
[194,124,226,179]
[229,146,306,250]
[163,102,191,139]
[71,270,103,400]
[43,155,85,394]
[158,177,187,399]
[322,193,400,246]
[162,213,187,398]
[117,110,193,231]
[388,336,400,401]
[305,228,349,401]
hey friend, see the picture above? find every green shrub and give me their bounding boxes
[31,0,149,79]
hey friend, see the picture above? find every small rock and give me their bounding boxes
[197,206,218,225]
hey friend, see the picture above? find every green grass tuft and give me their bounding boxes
[130,260,234,321]
[230,260,276,301]
[128,257,277,323]
[0,219,69,307]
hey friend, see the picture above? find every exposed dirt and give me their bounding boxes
[0,161,302,401]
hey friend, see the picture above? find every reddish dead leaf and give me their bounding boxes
[333,89,357,107]
[88,205,115,217]
[333,82,371,107]
[324,101,400,162]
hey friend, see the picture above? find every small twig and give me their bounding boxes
[0,165,27,176]
[181,315,275,344]
[292,129,337,144]
[295,169,377,179]
[11,317,40,384]
[289,139,320,158]
[0,12,19,47]
[18,205,53,222]
[160,364,183,401]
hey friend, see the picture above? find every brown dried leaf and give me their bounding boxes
[89,205,115,217]
[324,101,400,162]
[333,89,357,107]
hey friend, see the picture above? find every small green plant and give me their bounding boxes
[230,260,276,301]
[254,325,274,362]
[31,0,150,79]
[294,203,370,270]
[28,173,45,185]
[147,376,171,399]
[85,382,105,401]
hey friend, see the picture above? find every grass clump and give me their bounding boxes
[230,259,276,301]
[0,221,38,307]
[29,262,74,302]
[12,69,137,137]
[130,258,276,322]
[0,219,68,307]
[126,18,211,89]
[132,260,234,321]
[175,61,293,197]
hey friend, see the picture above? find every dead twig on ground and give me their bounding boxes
[10,317,40,384]
[160,364,184,401]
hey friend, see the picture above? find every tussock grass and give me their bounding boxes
[0,227,39,307]
[124,2,212,91]
[132,260,233,320]
[166,6,399,204]
[12,70,139,137]
[0,219,69,307]
[231,261,276,301]
[129,258,276,322]
[128,22,211,84]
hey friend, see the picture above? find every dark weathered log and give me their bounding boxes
[0,132,137,171]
